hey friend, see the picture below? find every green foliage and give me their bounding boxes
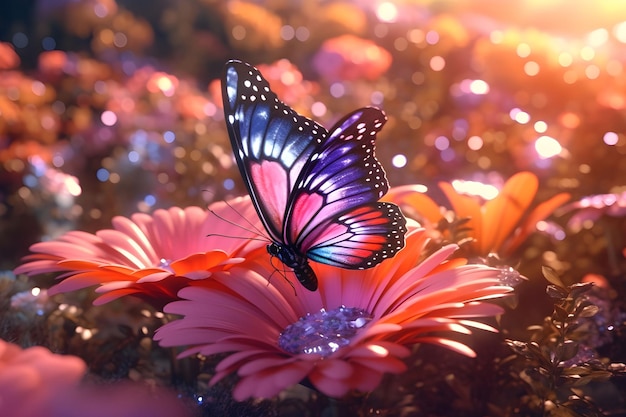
[505,267,625,416]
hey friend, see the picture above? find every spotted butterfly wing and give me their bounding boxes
[222,60,406,291]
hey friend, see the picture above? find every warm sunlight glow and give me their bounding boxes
[451,179,499,200]
[535,136,562,158]
[376,2,398,22]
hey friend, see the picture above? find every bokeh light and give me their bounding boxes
[101,111,117,126]
[535,135,563,159]
[376,2,398,23]
[451,179,499,200]
[2,2,626,412]
[510,108,531,124]
[429,56,445,71]
[603,131,619,145]
[391,154,407,168]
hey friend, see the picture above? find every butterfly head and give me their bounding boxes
[267,243,318,291]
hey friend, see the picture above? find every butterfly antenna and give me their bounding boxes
[227,199,270,236]
[204,232,269,243]
[268,253,298,296]
[206,203,267,241]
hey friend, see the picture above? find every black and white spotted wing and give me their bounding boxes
[222,60,407,290]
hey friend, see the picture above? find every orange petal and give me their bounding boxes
[384,185,443,223]
[439,181,483,253]
[480,172,537,255]
[501,191,571,257]
[170,251,229,274]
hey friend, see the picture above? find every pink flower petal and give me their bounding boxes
[415,336,477,357]
[14,200,266,307]
[149,202,514,400]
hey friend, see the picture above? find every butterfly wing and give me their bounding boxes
[286,107,407,268]
[222,60,327,242]
[223,60,407,274]
[305,202,407,268]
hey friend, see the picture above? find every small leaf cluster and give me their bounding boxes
[505,267,625,417]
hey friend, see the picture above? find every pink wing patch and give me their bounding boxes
[288,192,326,243]
[305,203,406,268]
[250,161,289,236]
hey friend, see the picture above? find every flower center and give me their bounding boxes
[278,306,372,357]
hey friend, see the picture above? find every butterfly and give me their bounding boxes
[222,60,407,291]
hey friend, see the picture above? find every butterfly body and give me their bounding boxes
[223,60,407,291]
[267,242,317,290]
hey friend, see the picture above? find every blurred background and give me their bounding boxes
[2,1,626,415]
[2,0,626,280]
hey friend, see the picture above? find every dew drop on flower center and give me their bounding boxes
[278,306,373,357]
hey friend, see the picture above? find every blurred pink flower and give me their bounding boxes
[155,227,512,400]
[0,340,190,417]
[0,42,20,70]
[210,59,318,112]
[146,71,179,97]
[14,197,265,308]
[37,50,69,80]
[175,86,212,120]
[0,339,86,417]
[256,59,318,107]
[558,191,626,231]
[312,35,392,82]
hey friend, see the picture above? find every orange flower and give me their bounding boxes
[14,197,265,308]
[386,172,570,258]
[155,226,512,400]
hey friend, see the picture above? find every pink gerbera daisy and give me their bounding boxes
[155,227,513,400]
[0,339,86,417]
[14,197,265,308]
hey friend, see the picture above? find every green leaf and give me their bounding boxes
[569,282,594,299]
[577,304,599,318]
[543,266,565,288]
[557,340,579,362]
[553,305,569,324]
[547,284,568,300]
